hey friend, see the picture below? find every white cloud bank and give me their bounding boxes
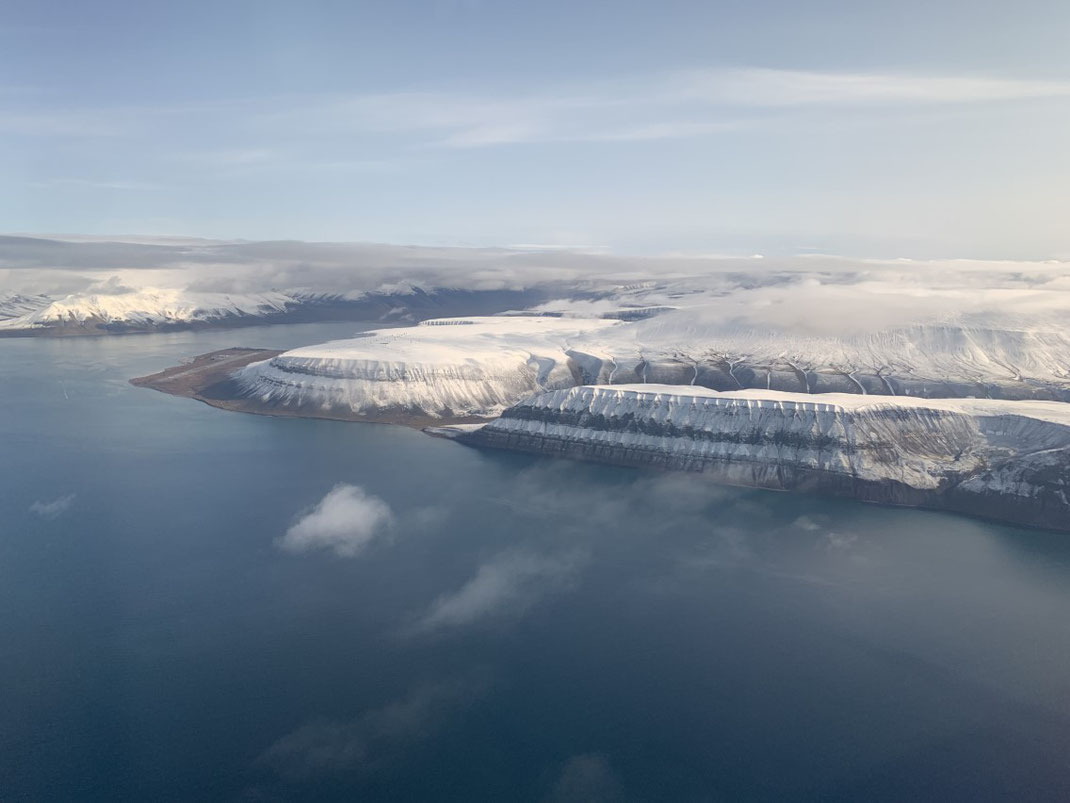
[279,484,393,558]
[6,236,1070,344]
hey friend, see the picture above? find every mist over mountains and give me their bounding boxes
[3,234,1070,338]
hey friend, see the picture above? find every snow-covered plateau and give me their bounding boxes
[232,316,618,421]
[565,310,1070,401]
[459,385,1070,531]
[233,307,1070,423]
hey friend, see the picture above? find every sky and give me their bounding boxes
[2,0,1069,258]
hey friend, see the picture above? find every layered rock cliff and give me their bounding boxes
[459,385,1070,531]
[232,317,616,421]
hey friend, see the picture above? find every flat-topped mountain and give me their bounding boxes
[456,385,1070,532]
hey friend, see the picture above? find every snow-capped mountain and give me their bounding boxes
[0,289,296,332]
[0,284,551,335]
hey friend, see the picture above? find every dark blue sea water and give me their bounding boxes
[3,324,1070,802]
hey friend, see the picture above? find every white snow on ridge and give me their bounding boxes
[235,316,621,419]
[0,293,51,322]
[569,307,1070,390]
[0,288,294,330]
[234,301,1070,421]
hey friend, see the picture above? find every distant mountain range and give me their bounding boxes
[0,286,551,336]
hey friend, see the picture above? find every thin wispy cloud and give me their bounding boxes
[29,493,76,519]
[0,110,123,138]
[7,65,1068,253]
[258,675,487,779]
[4,0,1068,253]
[6,68,1066,150]
[26,178,163,192]
[257,68,1070,149]
[409,548,587,635]
[672,68,1070,107]
[177,147,279,167]
[175,147,401,177]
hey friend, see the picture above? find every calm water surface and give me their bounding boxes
[3,324,1070,802]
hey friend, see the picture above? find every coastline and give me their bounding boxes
[130,348,495,429]
[132,350,1070,534]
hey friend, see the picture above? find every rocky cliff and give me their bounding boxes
[459,385,1070,531]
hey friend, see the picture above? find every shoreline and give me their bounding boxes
[130,348,495,429]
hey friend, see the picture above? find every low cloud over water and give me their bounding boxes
[280,484,393,558]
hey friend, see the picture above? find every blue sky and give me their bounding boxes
[3,0,1068,257]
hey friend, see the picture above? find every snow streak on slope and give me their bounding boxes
[234,316,620,420]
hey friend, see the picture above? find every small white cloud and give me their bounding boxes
[411,548,586,634]
[279,484,393,558]
[29,493,75,519]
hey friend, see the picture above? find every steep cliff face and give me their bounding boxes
[461,385,1070,531]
